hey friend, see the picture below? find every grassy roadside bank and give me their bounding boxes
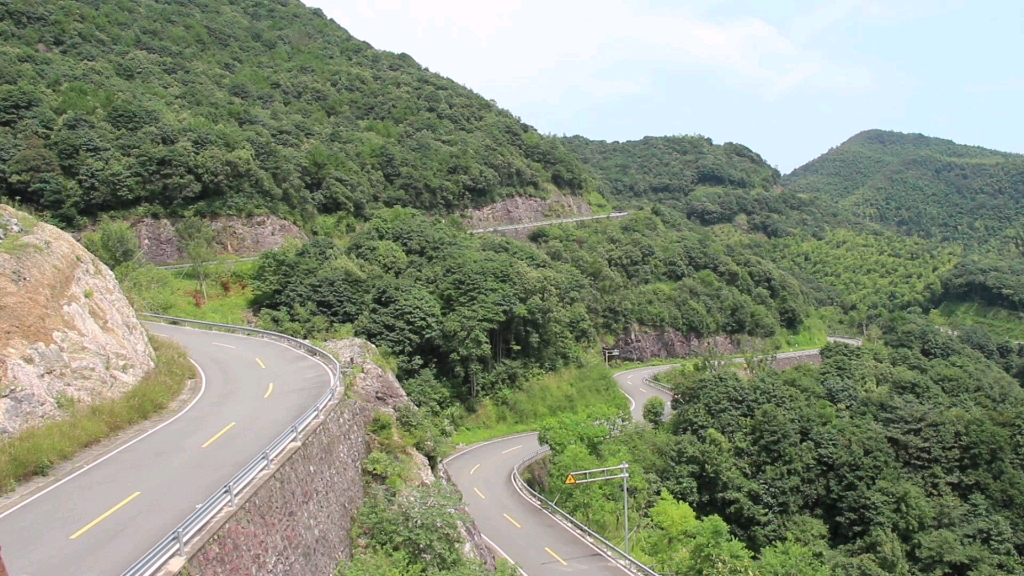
[452,360,628,446]
[0,335,195,494]
[120,261,255,326]
[450,321,832,447]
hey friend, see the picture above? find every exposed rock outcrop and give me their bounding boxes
[323,338,411,412]
[131,215,307,265]
[463,191,593,239]
[614,326,756,362]
[0,205,155,436]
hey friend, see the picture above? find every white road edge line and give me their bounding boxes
[444,368,674,576]
[510,467,632,575]
[0,359,208,521]
[146,322,335,387]
[481,534,529,576]
[0,322,336,521]
[442,432,539,465]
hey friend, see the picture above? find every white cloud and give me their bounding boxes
[316,0,873,105]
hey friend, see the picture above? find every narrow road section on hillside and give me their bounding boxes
[446,365,674,575]
[469,212,628,234]
[0,324,331,576]
[449,340,865,574]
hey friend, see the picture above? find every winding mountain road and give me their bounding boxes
[449,341,864,574]
[447,365,674,575]
[0,323,331,576]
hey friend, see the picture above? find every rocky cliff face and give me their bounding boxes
[463,191,592,239]
[131,215,307,265]
[614,326,756,361]
[0,205,154,436]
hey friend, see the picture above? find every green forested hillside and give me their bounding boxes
[563,135,842,238]
[249,208,810,408]
[0,0,588,227]
[537,319,1024,575]
[563,135,780,199]
[784,130,1024,246]
[11,1,1024,572]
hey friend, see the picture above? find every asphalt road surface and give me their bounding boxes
[0,323,330,576]
[447,364,675,575]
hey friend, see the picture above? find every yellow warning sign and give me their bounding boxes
[564,474,577,485]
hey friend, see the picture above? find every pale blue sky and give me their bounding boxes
[308,0,1023,172]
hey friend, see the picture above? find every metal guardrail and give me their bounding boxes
[469,212,628,234]
[642,376,673,395]
[122,314,345,576]
[512,448,660,576]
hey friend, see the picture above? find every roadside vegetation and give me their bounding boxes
[530,315,1024,575]
[451,360,626,445]
[0,336,194,493]
[337,410,517,576]
[119,262,255,326]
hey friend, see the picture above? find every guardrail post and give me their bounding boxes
[228,483,236,508]
[174,528,185,556]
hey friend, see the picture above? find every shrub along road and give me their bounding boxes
[0,324,330,576]
[446,365,674,575]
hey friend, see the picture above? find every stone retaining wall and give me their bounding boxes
[179,397,376,576]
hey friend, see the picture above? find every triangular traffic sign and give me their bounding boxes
[564,474,577,485]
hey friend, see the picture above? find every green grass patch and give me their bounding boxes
[119,262,255,325]
[452,359,628,445]
[774,312,831,351]
[932,302,1024,341]
[583,187,613,215]
[0,335,195,493]
[0,210,40,255]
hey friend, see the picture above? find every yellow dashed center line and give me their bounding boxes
[503,514,521,528]
[545,547,568,565]
[211,342,236,349]
[264,382,274,398]
[474,487,486,499]
[70,492,141,539]
[470,464,480,475]
[202,422,236,448]
[501,445,522,454]
[255,358,265,369]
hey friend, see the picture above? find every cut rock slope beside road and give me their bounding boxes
[0,204,154,435]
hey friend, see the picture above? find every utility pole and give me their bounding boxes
[564,462,631,555]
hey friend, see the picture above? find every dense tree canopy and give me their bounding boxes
[0,0,590,227]
[251,208,812,408]
[535,317,1024,575]
[784,130,1024,247]
[563,135,844,238]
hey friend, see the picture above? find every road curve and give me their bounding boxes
[447,365,675,575]
[0,323,331,576]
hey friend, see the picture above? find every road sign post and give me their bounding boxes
[563,462,631,555]
[602,348,620,367]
